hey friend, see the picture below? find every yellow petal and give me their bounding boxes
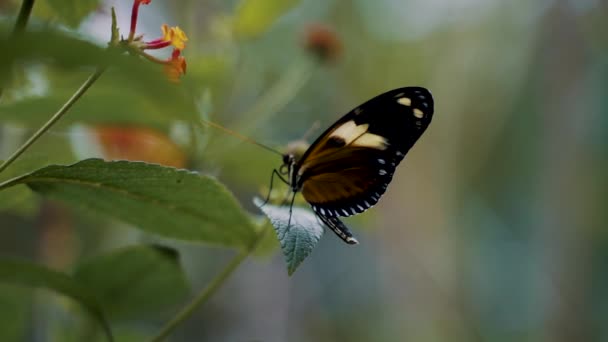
[160,24,189,50]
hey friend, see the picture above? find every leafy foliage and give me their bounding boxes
[74,245,190,321]
[36,0,102,28]
[3,159,257,247]
[0,259,113,341]
[0,285,30,342]
[0,29,198,129]
[0,0,349,339]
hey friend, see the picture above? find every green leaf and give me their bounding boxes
[0,259,113,341]
[36,0,101,28]
[2,159,256,247]
[74,245,190,321]
[0,285,30,342]
[1,29,107,70]
[253,197,323,275]
[0,29,198,129]
[0,75,195,129]
[232,0,300,40]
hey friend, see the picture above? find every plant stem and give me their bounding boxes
[0,0,36,99]
[0,67,105,175]
[150,230,268,342]
[13,0,36,34]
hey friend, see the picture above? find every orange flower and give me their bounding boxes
[163,49,187,83]
[122,0,188,82]
[303,24,342,63]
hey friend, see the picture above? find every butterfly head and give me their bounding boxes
[285,139,310,157]
[279,153,296,189]
[281,153,295,168]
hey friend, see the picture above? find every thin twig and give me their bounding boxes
[0,0,37,99]
[13,0,36,34]
[150,229,269,342]
[0,67,106,174]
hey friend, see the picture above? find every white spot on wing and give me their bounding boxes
[357,205,364,211]
[379,169,387,176]
[320,208,325,215]
[378,158,385,164]
[397,97,412,106]
[341,209,349,216]
[352,133,388,149]
[413,108,424,118]
[330,120,368,144]
[329,120,388,149]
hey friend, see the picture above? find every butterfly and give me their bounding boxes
[272,87,434,244]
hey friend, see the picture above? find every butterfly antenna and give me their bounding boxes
[198,120,284,157]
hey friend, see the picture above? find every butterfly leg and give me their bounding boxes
[261,169,290,207]
[286,190,297,230]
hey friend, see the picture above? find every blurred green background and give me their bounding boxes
[1,0,607,341]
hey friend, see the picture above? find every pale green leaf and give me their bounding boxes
[254,197,323,275]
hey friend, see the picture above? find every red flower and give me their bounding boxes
[129,0,152,40]
[122,0,189,82]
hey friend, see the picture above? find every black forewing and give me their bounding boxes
[296,87,434,217]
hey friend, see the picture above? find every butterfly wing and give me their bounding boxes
[316,213,359,245]
[295,87,434,217]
